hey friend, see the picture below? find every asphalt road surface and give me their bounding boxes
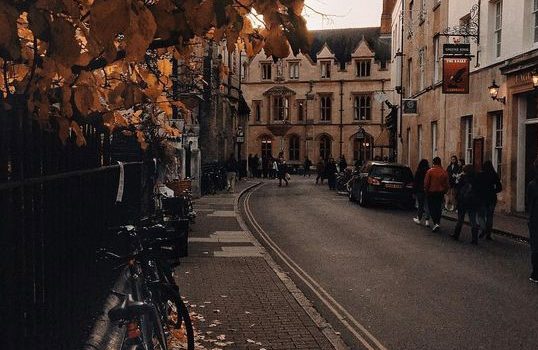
[240,177,538,350]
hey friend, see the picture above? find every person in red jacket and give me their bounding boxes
[424,157,450,232]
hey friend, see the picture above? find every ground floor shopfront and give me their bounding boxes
[502,50,538,213]
[400,49,538,214]
[246,122,391,168]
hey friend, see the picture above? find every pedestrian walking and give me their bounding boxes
[527,157,538,283]
[446,155,461,211]
[339,155,348,173]
[413,159,431,227]
[303,157,312,177]
[316,158,325,184]
[272,157,279,179]
[225,153,238,193]
[278,158,289,187]
[451,165,481,244]
[476,161,502,240]
[424,157,449,232]
[326,157,338,190]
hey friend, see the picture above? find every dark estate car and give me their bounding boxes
[348,161,415,208]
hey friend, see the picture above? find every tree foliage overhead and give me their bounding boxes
[0,0,311,144]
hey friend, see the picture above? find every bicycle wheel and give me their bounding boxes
[139,304,168,350]
[158,284,194,350]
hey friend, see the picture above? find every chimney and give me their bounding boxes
[380,0,397,35]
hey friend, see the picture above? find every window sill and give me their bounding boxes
[318,120,332,124]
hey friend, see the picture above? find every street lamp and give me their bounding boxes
[532,70,538,89]
[488,80,505,104]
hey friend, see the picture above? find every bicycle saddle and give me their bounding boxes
[108,294,153,322]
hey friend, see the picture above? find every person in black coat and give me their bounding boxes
[476,161,502,240]
[277,158,288,187]
[413,159,431,227]
[326,157,338,190]
[451,164,481,244]
[527,157,538,283]
[339,155,348,173]
[445,155,461,211]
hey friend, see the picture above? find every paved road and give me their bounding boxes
[240,177,538,350]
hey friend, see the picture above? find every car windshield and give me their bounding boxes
[370,166,413,182]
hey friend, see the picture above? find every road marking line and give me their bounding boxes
[243,185,388,350]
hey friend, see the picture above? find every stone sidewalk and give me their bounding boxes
[442,210,529,241]
[174,179,345,350]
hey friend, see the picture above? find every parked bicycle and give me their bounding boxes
[99,223,195,350]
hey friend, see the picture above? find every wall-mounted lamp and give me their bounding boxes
[532,70,538,89]
[488,80,505,104]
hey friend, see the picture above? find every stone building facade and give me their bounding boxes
[241,26,394,168]
[394,0,538,213]
[199,40,249,166]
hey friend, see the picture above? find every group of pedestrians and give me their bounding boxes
[314,155,348,190]
[412,156,502,244]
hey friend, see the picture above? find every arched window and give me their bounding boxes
[319,136,332,161]
[289,136,300,161]
[261,135,272,159]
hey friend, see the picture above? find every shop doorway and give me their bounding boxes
[353,132,374,165]
[517,93,538,212]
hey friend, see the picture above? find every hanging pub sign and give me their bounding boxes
[442,57,470,94]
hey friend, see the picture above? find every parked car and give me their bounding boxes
[348,161,414,208]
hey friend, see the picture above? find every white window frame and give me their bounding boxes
[289,61,299,80]
[418,125,423,160]
[273,96,289,121]
[492,113,503,177]
[320,61,331,79]
[353,95,372,120]
[431,121,438,158]
[261,63,272,80]
[494,1,502,58]
[355,59,371,77]
[464,117,473,164]
[320,95,332,121]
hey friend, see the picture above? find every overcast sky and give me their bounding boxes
[303,0,383,30]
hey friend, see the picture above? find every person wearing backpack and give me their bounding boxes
[476,160,502,240]
[451,164,480,244]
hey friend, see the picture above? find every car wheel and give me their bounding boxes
[358,188,368,207]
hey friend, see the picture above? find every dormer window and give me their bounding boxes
[261,63,272,80]
[289,62,299,79]
[356,59,371,77]
[320,61,331,79]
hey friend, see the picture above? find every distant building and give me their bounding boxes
[241,24,395,168]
